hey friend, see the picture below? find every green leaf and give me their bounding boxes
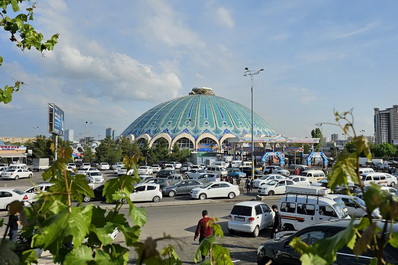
[300,253,328,265]
[328,153,358,190]
[118,225,141,246]
[127,200,147,227]
[363,184,388,214]
[32,205,93,253]
[389,232,398,248]
[63,245,93,265]
[212,244,233,265]
[353,222,376,255]
[11,0,20,12]
[19,249,39,265]
[194,235,216,263]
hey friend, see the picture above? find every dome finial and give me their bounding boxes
[190,87,215,95]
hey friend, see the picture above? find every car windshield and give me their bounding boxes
[203,182,214,188]
[333,203,348,218]
[353,197,366,207]
[265,180,278,185]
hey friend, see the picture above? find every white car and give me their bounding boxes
[185,169,207,179]
[86,171,105,184]
[195,173,221,182]
[67,163,77,170]
[97,162,110,170]
[130,183,162,203]
[163,164,175,171]
[80,163,91,170]
[1,169,33,180]
[138,166,153,175]
[112,162,123,171]
[289,175,311,186]
[0,188,34,210]
[227,201,274,237]
[117,167,134,176]
[77,167,100,175]
[258,179,295,196]
[190,181,240,200]
[263,166,290,176]
[252,174,287,188]
[328,194,381,219]
[25,182,54,193]
[151,164,161,173]
[172,162,182,169]
[384,173,397,187]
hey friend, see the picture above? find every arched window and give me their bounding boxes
[176,137,194,150]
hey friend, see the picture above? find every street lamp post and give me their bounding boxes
[244,67,264,180]
[85,121,93,146]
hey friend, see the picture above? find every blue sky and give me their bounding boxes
[1,0,398,141]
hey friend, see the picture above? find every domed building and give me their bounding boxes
[121,87,278,152]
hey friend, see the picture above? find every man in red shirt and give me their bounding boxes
[194,210,214,261]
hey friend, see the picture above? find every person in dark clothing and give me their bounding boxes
[8,211,20,241]
[271,205,282,239]
[194,210,214,261]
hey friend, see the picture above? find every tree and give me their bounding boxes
[0,0,59,103]
[95,136,122,164]
[148,138,170,164]
[170,143,191,162]
[82,145,95,163]
[118,137,141,158]
[25,135,53,159]
[311,128,323,152]
[371,143,397,159]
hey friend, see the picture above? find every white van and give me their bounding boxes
[300,170,326,184]
[231,160,242,168]
[358,168,374,175]
[8,163,28,170]
[279,186,349,231]
[206,165,227,176]
[361,172,388,186]
[213,161,228,168]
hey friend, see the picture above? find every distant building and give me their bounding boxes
[331,133,339,142]
[374,105,398,144]
[64,129,74,142]
[105,128,115,140]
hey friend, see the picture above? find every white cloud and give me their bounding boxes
[288,87,317,104]
[328,21,379,40]
[215,7,234,28]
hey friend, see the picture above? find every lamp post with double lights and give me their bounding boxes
[244,67,264,180]
[85,121,93,146]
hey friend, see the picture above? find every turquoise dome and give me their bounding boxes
[121,88,277,143]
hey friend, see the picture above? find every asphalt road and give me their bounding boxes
[0,170,282,264]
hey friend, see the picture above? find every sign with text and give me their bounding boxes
[48,103,64,136]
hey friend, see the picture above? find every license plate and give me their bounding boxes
[235,216,245,221]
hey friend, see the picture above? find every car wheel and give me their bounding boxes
[257,257,272,265]
[228,228,235,235]
[391,182,395,187]
[15,175,19,180]
[28,174,33,178]
[83,196,91,202]
[282,223,295,231]
[268,190,275,196]
[168,190,176,197]
[252,226,260,237]
[199,193,207,200]
[228,192,236,199]
[153,196,161,203]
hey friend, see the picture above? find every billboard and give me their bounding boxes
[48,103,64,136]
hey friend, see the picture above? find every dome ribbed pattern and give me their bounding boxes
[121,89,277,140]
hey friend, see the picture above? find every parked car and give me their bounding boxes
[162,179,205,197]
[142,178,172,189]
[289,175,311,186]
[258,179,295,196]
[83,184,105,202]
[117,166,134,176]
[227,201,274,237]
[239,167,264,178]
[252,174,287,188]
[383,173,397,186]
[326,194,381,219]
[256,220,398,265]
[163,164,175,171]
[180,162,193,172]
[86,171,105,184]
[263,166,290,176]
[156,169,176,178]
[25,182,54,193]
[77,167,100,175]
[172,162,182,169]
[166,174,188,184]
[195,173,221,182]
[130,183,162,203]
[80,163,91,170]
[97,162,110,170]
[151,164,161,173]
[67,163,77,170]
[190,164,203,170]
[227,168,246,179]
[0,188,34,210]
[112,162,123,171]
[138,166,153,175]
[1,168,33,180]
[185,169,206,179]
[190,181,240,200]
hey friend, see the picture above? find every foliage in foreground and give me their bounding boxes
[291,110,398,265]
[0,0,59,103]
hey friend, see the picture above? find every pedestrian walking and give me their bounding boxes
[271,205,282,239]
[194,210,214,261]
[249,178,254,192]
[8,211,20,241]
[245,178,250,194]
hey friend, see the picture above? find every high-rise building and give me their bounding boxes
[105,128,115,140]
[374,105,398,144]
[64,129,74,142]
[331,133,339,142]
